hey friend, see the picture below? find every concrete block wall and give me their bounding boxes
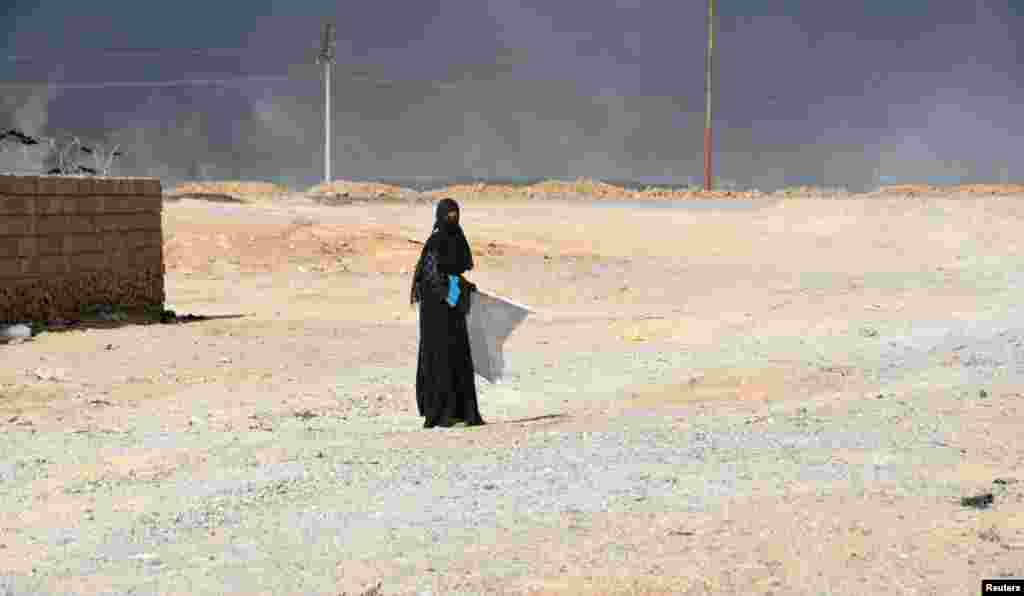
[0,175,165,323]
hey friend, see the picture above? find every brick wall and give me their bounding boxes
[0,175,164,323]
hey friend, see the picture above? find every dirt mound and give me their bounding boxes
[864,183,1024,198]
[860,184,937,198]
[162,179,1024,205]
[638,187,763,200]
[954,183,1024,196]
[768,186,851,199]
[426,183,525,199]
[306,180,419,200]
[433,178,639,200]
[429,178,764,201]
[165,181,289,202]
[528,178,634,199]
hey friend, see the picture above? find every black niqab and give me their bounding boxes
[411,198,473,305]
[409,198,485,428]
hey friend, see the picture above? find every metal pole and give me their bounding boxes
[317,23,336,185]
[704,0,715,192]
[324,59,331,184]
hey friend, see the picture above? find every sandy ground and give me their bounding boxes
[2,191,1024,595]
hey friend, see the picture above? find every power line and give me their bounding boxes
[0,75,296,91]
[5,45,526,91]
[0,71,466,92]
[6,47,276,62]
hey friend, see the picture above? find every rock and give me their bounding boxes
[961,493,995,509]
[130,553,163,567]
[979,527,1001,543]
[667,529,695,536]
[33,368,66,382]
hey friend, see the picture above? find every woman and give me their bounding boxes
[410,198,486,428]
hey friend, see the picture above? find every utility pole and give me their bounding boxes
[316,22,336,185]
[704,0,715,192]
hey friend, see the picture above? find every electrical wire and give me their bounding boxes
[0,75,296,90]
[1,45,524,91]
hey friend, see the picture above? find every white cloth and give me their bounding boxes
[466,290,532,383]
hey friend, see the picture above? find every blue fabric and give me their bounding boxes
[446,275,460,307]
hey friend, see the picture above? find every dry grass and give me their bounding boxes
[770,185,852,199]
[426,178,764,200]
[864,183,1024,197]
[296,178,1024,203]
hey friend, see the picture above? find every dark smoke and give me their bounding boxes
[1,0,1021,191]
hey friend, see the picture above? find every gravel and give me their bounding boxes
[8,396,971,591]
[4,202,1024,595]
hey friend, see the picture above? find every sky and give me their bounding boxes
[1,0,1022,190]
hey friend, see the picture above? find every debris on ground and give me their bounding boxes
[159,310,209,324]
[33,368,66,382]
[979,526,1002,543]
[81,304,127,322]
[961,493,995,509]
[0,324,33,343]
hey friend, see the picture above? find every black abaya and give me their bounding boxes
[411,199,484,428]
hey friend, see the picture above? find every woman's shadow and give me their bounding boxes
[443,413,569,428]
[498,413,570,425]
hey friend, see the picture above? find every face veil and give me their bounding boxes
[410,198,474,305]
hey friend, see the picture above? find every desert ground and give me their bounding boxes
[2,183,1024,595]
